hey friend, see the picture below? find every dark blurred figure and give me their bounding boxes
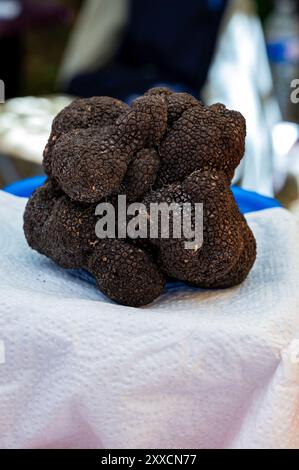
[0,0,70,98]
[66,0,228,101]
[0,1,22,98]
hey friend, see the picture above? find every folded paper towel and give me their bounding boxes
[0,190,298,449]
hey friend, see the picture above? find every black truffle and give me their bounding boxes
[23,87,256,307]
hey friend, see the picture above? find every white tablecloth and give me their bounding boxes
[0,190,298,449]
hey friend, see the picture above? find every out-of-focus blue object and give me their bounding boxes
[231,186,281,214]
[3,176,282,214]
[4,176,47,198]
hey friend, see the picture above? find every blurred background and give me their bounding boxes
[1,0,299,215]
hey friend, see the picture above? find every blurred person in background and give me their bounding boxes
[0,0,71,98]
[0,0,24,99]
[60,0,228,101]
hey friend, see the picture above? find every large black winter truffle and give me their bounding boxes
[24,87,256,307]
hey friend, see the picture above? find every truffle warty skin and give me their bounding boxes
[24,88,256,307]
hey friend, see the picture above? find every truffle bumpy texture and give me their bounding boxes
[24,87,256,307]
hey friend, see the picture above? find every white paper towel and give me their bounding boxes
[0,190,298,449]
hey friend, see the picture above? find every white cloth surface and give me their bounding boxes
[0,190,298,449]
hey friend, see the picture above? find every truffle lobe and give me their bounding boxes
[156,104,246,186]
[141,169,256,287]
[87,239,166,307]
[43,96,129,175]
[24,181,99,269]
[119,148,160,201]
[50,126,131,203]
[116,94,168,149]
